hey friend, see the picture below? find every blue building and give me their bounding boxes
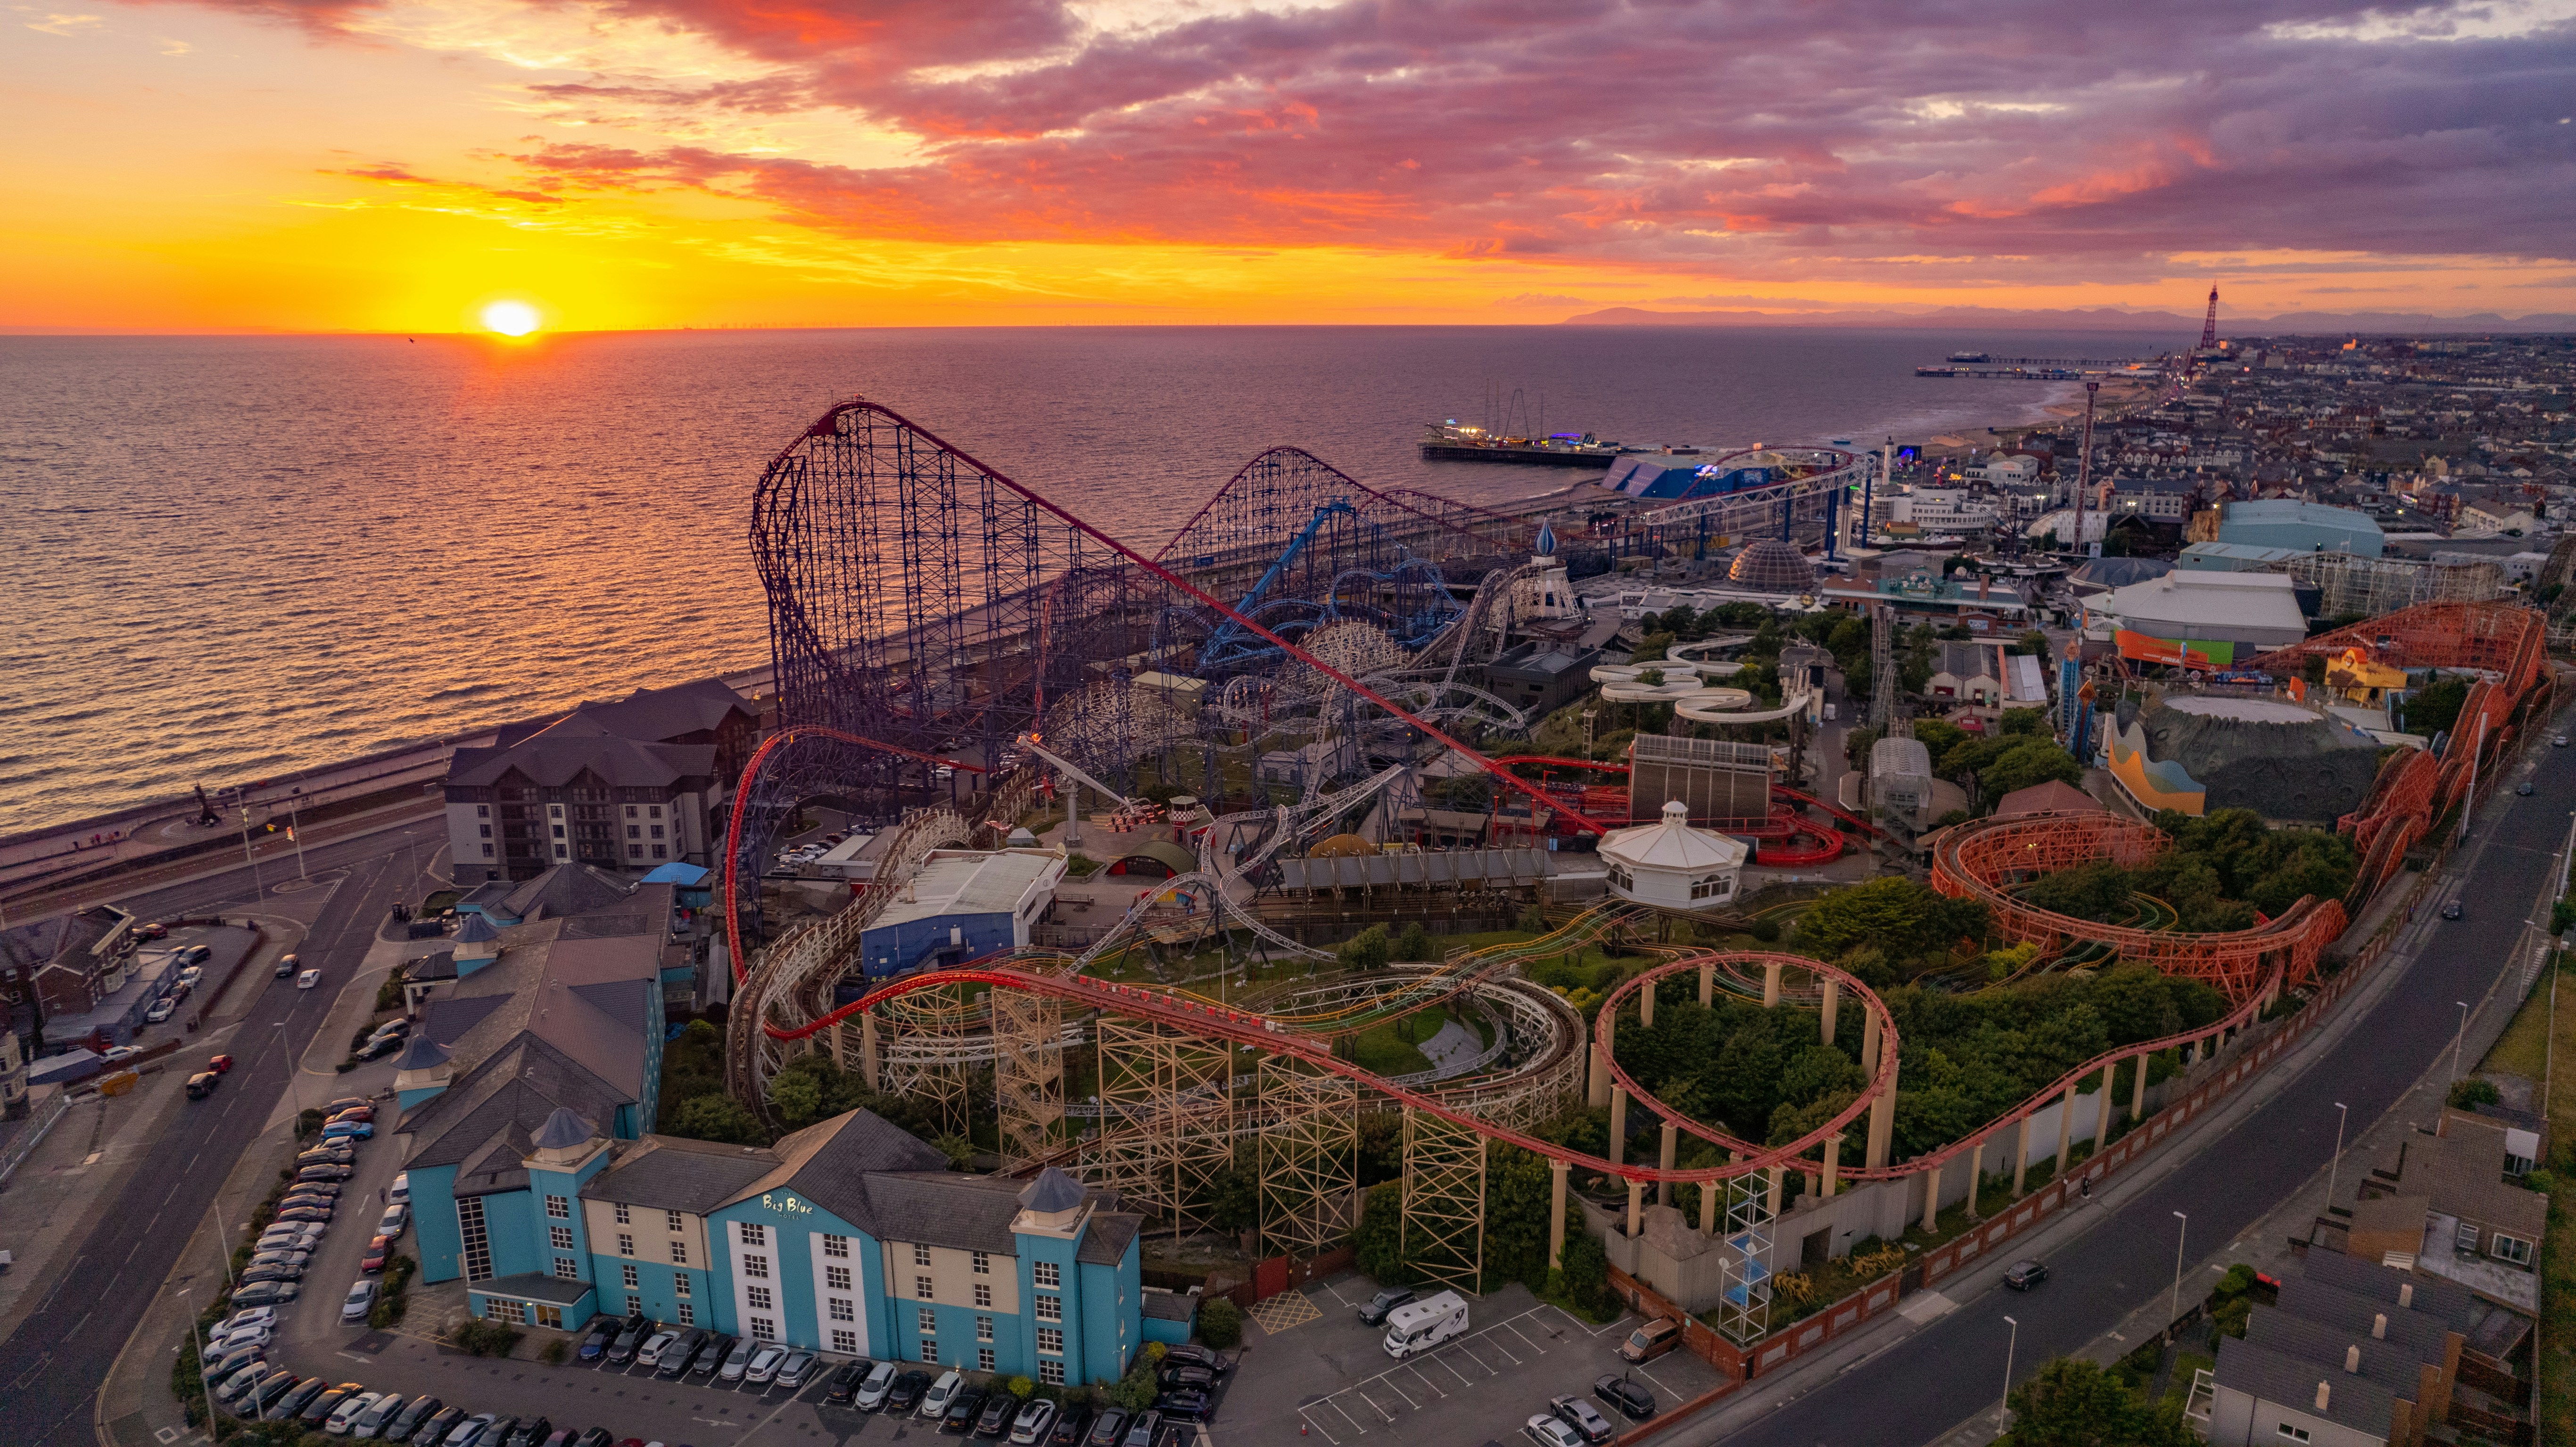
[855,850,1064,980]
[2216,500,2386,558]
[454,1106,1148,1389]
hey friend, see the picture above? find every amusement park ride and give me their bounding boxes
[717,398,2549,1339]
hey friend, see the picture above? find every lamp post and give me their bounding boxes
[2326,1102,2350,1218]
[2453,1001,2472,1083]
[276,1020,305,1121]
[2169,1211,2189,1333]
[1999,1315,2020,1429]
[225,784,265,905]
[287,787,308,881]
[180,1286,217,1433]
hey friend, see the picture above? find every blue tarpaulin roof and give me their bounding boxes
[640,862,710,886]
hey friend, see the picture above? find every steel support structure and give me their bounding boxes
[877,984,976,1136]
[992,989,1065,1169]
[1400,1104,1487,1295]
[1082,1019,1236,1240]
[1257,1056,1359,1260]
[1712,1169,1775,1344]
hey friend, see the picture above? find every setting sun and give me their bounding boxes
[479,300,542,337]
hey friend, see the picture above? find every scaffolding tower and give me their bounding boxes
[1257,1057,1359,1259]
[2278,551,2506,619]
[1712,1171,1775,1344]
[991,990,1066,1169]
[1081,1019,1237,1241]
[876,984,977,1137]
[1399,1104,1487,1294]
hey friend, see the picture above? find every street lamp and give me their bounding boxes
[2169,1211,2189,1332]
[180,1286,217,1433]
[224,784,265,906]
[2326,1102,2351,1218]
[276,1020,305,1119]
[286,787,308,881]
[1999,1315,2020,1429]
[2453,1001,2472,1083]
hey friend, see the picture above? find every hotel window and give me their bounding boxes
[478,805,490,818]
[673,1273,690,1298]
[923,1341,940,1364]
[1036,1327,1063,1355]
[830,1296,854,1322]
[670,1241,688,1266]
[2278,1427,2310,1444]
[555,1257,580,1280]
[975,1315,993,1343]
[916,1275,935,1299]
[627,844,642,859]
[832,1329,858,1355]
[549,1225,575,1251]
[552,824,565,839]
[979,1348,995,1372]
[458,1198,491,1282]
[743,1253,770,1280]
[2494,1233,2535,1266]
[626,825,641,840]
[649,806,662,819]
[1033,1262,1060,1289]
[618,1233,634,1257]
[826,1265,852,1291]
[913,1244,932,1267]
[653,846,667,859]
[918,1307,938,1333]
[613,1203,630,1225]
[1036,1294,1060,1323]
[739,1223,767,1247]
[624,806,637,819]
[751,1316,776,1342]
[651,825,665,839]
[971,1251,991,1275]
[626,1294,642,1316]
[620,1263,638,1289]
[545,1195,570,1220]
[666,1210,684,1233]
[748,1285,773,1311]
[1039,1362,1064,1386]
[478,824,491,839]
[482,844,494,858]
[823,1234,849,1259]
[974,1283,991,1308]
[488,1300,525,1325]
[676,1303,694,1326]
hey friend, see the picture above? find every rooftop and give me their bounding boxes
[867,850,1065,933]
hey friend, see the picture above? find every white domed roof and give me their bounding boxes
[1599,799,1750,872]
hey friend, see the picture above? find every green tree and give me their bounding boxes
[1351,1182,1414,1284]
[1338,925,1392,971]
[1998,706,2048,736]
[1393,920,1435,962]
[1999,1357,2193,1447]
[1980,740,2084,796]
[1631,631,1676,662]
[1197,1297,1244,1350]
[1554,1230,1616,1319]
[666,1093,765,1145]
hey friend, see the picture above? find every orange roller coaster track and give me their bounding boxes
[1930,814,2347,1004]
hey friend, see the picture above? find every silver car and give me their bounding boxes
[744,1343,788,1383]
[773,1349,817,1389]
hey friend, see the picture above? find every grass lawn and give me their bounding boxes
[2482,955,2572,1447]
[2167,1351,2216,1407]
[1351,1006,1454,1077]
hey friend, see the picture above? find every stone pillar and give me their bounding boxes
[1701,1162,1725,1236]
[2054,1081,2077,1178]
[1626,1179,1644,1238]
[1804,1170,1820,1200]
[1641,979,1656,1029]
[1699,960,1714,1007]
[2091,1060,2116,1154]
[1861,1009,1882,1075]
[1609,1084,1628,1167]
[1659,1122,1678,1204]
[2013,1115,2032,1198]
[1763,959,1783,1008]
[1548,1158,1570,1270]
[2130,1049,2151,1123]
[860,1009,882,1092]
[1588,1042,1610,1108]
[1966,1137,1987,1221]
[1767,1165,1786,1223]
[1821,978,1840,1045]
[1823,1135,1845,1197]
[1921,1159,1941,1233]
[1866,1055,1900,1169]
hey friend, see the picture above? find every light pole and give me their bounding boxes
[277,1020,305,1121]
[180,1286,217,1433]
[2169,1211,2189,1333]
[2453,1001,2472,1083]
[1999,1315,2020,1429]
[226,785,265,905]
[2326,1102,2350,1218]
[287,787,308,881]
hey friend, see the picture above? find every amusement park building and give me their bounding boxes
[856,849,1066,980]
[454,1107,1148,1385]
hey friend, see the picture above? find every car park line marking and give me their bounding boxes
[1501,1321,1549,1354]
[1633,1363,1679,1398]
[1379,1375,1419,1408]
[1400,1363,1446,1398]
[1352,1388,1396,1422]
[1434,1353,1477,1387]
[1295,1406,1349,1443]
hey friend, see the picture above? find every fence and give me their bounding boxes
[0,1084,71,1192]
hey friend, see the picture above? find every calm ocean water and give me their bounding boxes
[0,325,2182,833]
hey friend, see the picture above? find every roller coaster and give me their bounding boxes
[720,398,2552,1325]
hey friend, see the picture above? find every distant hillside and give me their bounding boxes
[1559,305,2576,335]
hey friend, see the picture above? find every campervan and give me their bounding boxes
[1381,1291,1469,1359]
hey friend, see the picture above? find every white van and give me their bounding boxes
[296,969,322,990]
[1381,1290,1469,1359]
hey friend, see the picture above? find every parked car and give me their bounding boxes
[210,1052,235,1072]
[361,1237,392,1274]
[885,1368,933,1413]
[607,1317,654,1364]
[653,1328,707,1377]
[917,1369,965,1418]
[1523,1414,1585,1447]
[343,1280,379,1322]
[388,1173,411,1206]
[2004,1259,2049,1291]
[1158,1344,1229,1375]
[299,1381,361,1426]
[1550,1394,1617,1444]
[572,1431,615,1447]
[272,1207,334,1225]
[1617,1316,1684,1364]
[974,1391,1017,1437]
[231,1282,301,1308]
[1115,1410,1161,1447]
[328,1390,388,1435]
[1158,1365,1215,1393]
[322,1096,372,1114]
[240,1264,304,1285]
[379,1396,442,1442]
[1008,1397,1059,1445]
[350,1392,406,1439]
[1150,1391,1212,1422]
[138,922,168,939]
[636,1332,679,1369]
[576,1318,618,1361]
[179,964,206,986]
[478,1418,522,1447]
[774,1348,817,1389]
[379,1204,410,1237]
[356,1036,403,1061]
[258,1226,323,1250]
[443,1413,500,1447]
[743,1343,788,1383]
[499,1415,552,1447]
[147,997,178,1024]
[1357,1287,1416,1326]
[178,944,213,966]
[1047,1403,1095,1447]
[687,1334,735,1376]
[718,1336,759,1381]
[413,1406,467,1444]
[942,1385,987,1433]
[323,1121,376,1141]
[218,1364,287,1406]
[297,1164,356,1183]
[101,1044,143,1063]
[1082,1407,1128,1447]
[824,1358,873,1404]
[245,1368,302,1413]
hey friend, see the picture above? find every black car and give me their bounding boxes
[501,1415,553,1447]
[2004,1258,2049,1291]
[655,1329,708,1378]
[1049,1404,1096,1447]
[887,1369,934,1413]
[1593,1374,1655,1421]
[689,1333,736,1376]
[577,1318,618,1361]
[1152,1391,1212,1422]
[1357,1287,1416,1326]
[300,1383,360,1426]
[1550,1393,1617,1443]
[1083,1407,1128,1447]
[605,1319,653,1363]
[825,1361,872,1405]
[410,1405,466,1445]
[943,1387,988,1434]
[2441,901,2465,920]
[1159,1365,1215,1393]
[975,1393,1016,1438]
[383,1396,443,1441]
[242,1368,299,1413]
[2518,782,2537,797]
[1158,1344,1230,1376]
[484,1416,524,1447]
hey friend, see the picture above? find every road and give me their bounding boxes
[1701,736,2569,1447]
[0,816,442,1447]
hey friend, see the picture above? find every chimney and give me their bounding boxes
[2373,1313,2388,1340]
[2346,1346,2362,1373]
[2317,1382,2333,1412]
[2399,1283,2414,1309]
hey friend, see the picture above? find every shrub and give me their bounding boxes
[2448,1078,2501,1110]
[1517,901,1552,934]
[541,1338,568,1365]
[1393,920,1434,962]
[452,1317,522,1357]
[1749,917,1780,943]
[1556,1231,1615,1319]
[374,976,406,1012]
[1197,1297,1243,1350]
[1005,1375,1034,1399]
[1337,925,1391,972]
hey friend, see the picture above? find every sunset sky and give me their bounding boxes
[7,0,2574,332]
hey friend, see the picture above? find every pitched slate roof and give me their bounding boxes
[1018,1167,1086,1213]
[534,1106,597,1151]
[863,1173,1029,1254]
[498,864,637,925]
[1077,1211,1143,1267]
[445,728,715,794]
[398,1034,630,1172]
[727,1112,955,1234]
[391,1035,453,1072]
[580,1135,780,1213]
[561,678,753,744]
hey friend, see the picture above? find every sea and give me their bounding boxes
[0,325,2188,834]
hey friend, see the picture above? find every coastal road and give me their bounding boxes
[1698,736,2570,1447]
[0,819,435,1447]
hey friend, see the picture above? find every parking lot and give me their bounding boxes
[1221,1274,1728,1447]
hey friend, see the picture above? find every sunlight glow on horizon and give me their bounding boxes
[479,300,543,337]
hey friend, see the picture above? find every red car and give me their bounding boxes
[330,1107,374,1124]
[138,922,169,939]
[360,1236,392,1274]
[210,1054,236,1073]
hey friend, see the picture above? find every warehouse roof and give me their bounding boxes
[867,850,1065,933]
